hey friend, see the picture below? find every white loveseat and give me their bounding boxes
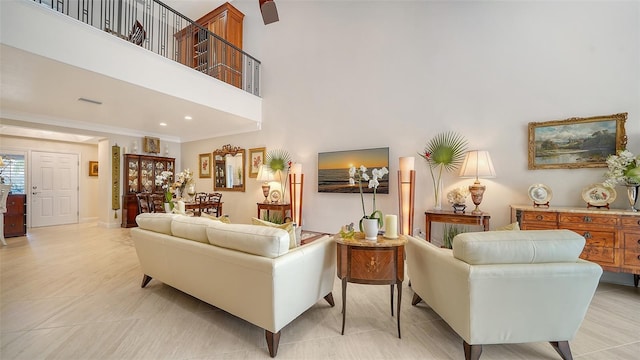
[406,229,602,360]
[131,213,336,357]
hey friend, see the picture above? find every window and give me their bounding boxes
[0,154,25,194]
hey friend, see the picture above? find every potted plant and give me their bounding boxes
[443,224,467,249]
[419,132,468,209]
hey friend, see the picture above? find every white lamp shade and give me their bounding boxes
[256,165,275,182]
[399,157,415,182]
[459,150,496,179]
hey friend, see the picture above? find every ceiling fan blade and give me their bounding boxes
[259,0,279,25]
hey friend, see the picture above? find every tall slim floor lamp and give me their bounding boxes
[288,163,304,226]
[398,157,415,236]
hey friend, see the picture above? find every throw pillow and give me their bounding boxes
[201,213,232,224]
[251,217,296,249]
[495,222,520,231]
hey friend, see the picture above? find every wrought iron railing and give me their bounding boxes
[31,0,261,96]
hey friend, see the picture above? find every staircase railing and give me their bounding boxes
[31,0,261,96]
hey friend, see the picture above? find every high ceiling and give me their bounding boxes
[0,0,258,144]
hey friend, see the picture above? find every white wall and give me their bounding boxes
[181,1,639,236]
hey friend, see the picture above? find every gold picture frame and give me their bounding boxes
[528,113,627,170]
[248,147,266,178]
[143,136,160,154]
[199,153,212,178]
[89,161,99,176]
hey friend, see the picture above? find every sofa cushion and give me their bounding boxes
[171,216,219,243]
[495,222,520,231]
[136,213,179,235]
[452,229,585,265]
[206,221,290,258]
[251,217,297,249]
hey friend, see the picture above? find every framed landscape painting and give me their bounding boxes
[318,147,389,193]
[199,153,212,178]
[248,147,266,178]
[528,113,627,170]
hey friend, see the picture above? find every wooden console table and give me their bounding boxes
[335,233,407,338]
[257,203,291,222]
[424,210,490,242]
[511,205,640,287]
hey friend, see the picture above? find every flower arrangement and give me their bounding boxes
[173,168,193,194]
[155,170,175,207]
[349,165,389,229]
[447,186,469,205]
[603,150,640,187]
[419,132,468,209]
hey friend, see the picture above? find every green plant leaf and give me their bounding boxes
[266,149,291,172]
[423,131,468,172]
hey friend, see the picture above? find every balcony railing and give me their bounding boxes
[31,0,261,96]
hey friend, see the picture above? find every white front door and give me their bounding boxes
[31,151,79,227]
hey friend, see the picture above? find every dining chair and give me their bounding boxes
[136,193,151,214]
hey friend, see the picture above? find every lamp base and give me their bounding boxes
[468,181,486,215]
[261,184,271,203]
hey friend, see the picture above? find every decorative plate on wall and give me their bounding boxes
[582,183,616,207]
[528,184,552,205]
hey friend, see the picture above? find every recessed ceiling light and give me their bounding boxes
[159,122,167,126]
[184,116,192,120]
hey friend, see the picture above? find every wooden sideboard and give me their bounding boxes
[4,194,26,238]
[511,205,640,286]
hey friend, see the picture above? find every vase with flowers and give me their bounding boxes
[173,168,193,199]
[419,132,468,210]
[155,170,175,210]
[447,186,469,213]
[603,149,640,211]
[349,165,389,240]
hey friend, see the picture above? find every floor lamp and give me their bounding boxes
[288,163,304,226]
[398,157,415,236]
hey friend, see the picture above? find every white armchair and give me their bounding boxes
[406,229,602,360]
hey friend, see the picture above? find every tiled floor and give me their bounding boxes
[1,223,639,359]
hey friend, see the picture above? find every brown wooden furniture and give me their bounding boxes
[257,202,291,223]
[335,233,407,338]
[511,205,640,287]
[424,210,490,242]
[175,2,244,88]
[3,194,26,238]
[122,154,175,228]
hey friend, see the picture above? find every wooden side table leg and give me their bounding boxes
[389,284,394,316]
[396,282,402,338]
[341,277,347,335]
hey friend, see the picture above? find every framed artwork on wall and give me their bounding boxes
[317,147,389,193]
[143,136,160,154]
[528,113,627,170]
[199,153,212,178]
[248,147,266,178]
[89,161,98,176]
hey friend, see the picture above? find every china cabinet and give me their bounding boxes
[122,154,175,228]
[511,205,640,287]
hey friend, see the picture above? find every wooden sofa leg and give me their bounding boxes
[411,293,422,306]
[324,292,335,307]
[141,274,152,288]
[265,330,281,358]
[550,341,573,360]
[463,341,482,360]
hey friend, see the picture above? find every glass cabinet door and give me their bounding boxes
[140,158,155,193]
[125,156,139,194]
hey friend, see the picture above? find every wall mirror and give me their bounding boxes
[213,144,246,192]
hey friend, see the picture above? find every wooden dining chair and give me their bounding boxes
[136,193,151,214]
[195,192,209,216]
[205,192,223,216]
[148,193,166,213]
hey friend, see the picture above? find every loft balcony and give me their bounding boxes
[0,0,262,142]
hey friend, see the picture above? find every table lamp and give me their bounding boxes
[256,165,274,203]
[459,150,496,214]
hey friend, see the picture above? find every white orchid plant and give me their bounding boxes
[603,150,640,187]
[349,165,389,230]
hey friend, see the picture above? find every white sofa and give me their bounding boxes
[130,213,336,357]
[406,229,602,360]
